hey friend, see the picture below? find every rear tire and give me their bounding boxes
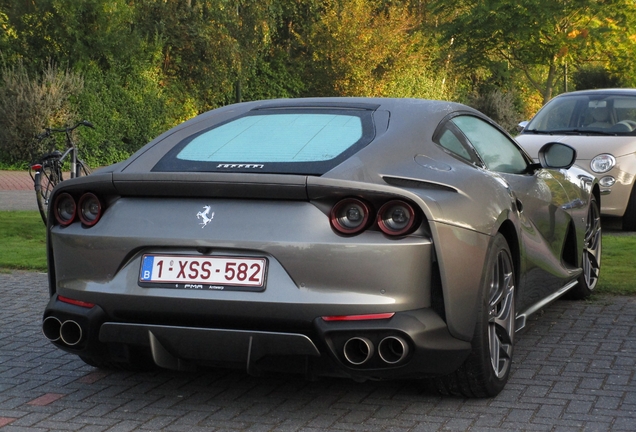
[75,159,91,177]
[623,185,636,231]
[431,233,515,397]
[568,195,602,300]
[35,160,61,225]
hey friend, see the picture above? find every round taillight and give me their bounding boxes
[377,200,416,236]
[330,198,371,235]
[54,193,76,226]
[78,193,102,226]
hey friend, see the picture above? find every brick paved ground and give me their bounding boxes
[0,170,60,211]
[0,170,84,192]
[0,271,634,431]
[0,171,32,191]
[0,170,38,211]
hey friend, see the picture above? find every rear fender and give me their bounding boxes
[429,222,490,341]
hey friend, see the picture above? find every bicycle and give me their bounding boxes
[29,120,95,225]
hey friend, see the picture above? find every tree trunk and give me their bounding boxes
[542,63,557,105]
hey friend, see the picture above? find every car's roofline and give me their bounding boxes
[553,88,636,98]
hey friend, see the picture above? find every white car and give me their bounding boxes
[517,88,636,230]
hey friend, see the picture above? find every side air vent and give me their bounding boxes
[561,221,578,268]
[382,176,457,193]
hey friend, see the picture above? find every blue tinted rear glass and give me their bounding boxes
[177,114,363,162]
[152,107,377,175]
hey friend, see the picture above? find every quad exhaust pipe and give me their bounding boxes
[42,316,83,346]
[342,335,409,366]
[378,336,409,364]
[343,337,374,365]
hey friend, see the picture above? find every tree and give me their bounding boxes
[306,0,447,99]
[593,4,636,88]
[0,62,83,165]
[0,9,17,57]
[430,0,636,104]
[132,0,284,110]
[0,0,145,73]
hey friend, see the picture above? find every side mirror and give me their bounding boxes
[538,142,577,169]
[516,121,529,133]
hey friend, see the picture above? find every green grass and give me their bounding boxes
[0,211,635,295]
[597,234,636,295]
[0,211,47,271]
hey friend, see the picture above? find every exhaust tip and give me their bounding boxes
[42,316,62,342]
[60,320,83,346]
[343,337,374,365]
[378,336,409,364]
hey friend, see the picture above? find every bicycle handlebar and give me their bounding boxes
[36,120,94,144]
[36,130,51,140]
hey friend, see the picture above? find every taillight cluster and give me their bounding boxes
[53,192,103,227]
[330,198,419,236]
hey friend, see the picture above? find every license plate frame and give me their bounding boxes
[139,254,268,292]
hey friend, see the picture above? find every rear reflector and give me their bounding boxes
[57,295,95,309]
[322,313,395,322]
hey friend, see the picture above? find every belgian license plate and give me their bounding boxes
[139,254,267,290]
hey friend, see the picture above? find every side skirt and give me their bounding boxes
[515,279,580,332]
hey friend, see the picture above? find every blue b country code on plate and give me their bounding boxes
[140,255,155,281]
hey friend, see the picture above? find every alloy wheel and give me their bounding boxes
[582,201,602,290]
[487,249,515,379]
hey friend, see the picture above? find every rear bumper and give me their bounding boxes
[43,295,471,380]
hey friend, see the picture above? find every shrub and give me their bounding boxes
[466,89,521,133]
[572,65,622,90]
[0,62,84,166]
[75,63,195,168]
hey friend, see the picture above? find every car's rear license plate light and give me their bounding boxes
[139,254,267,290]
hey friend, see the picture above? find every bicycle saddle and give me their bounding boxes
[40,150,62,160]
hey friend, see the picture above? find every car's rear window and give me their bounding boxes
[153,108,376,174]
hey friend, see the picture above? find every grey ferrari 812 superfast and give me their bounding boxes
[42,98,601,397]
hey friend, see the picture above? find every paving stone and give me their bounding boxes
[1,271,636,431]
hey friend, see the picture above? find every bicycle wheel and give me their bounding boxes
[35,160,61,225]
[76,159,91,177]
